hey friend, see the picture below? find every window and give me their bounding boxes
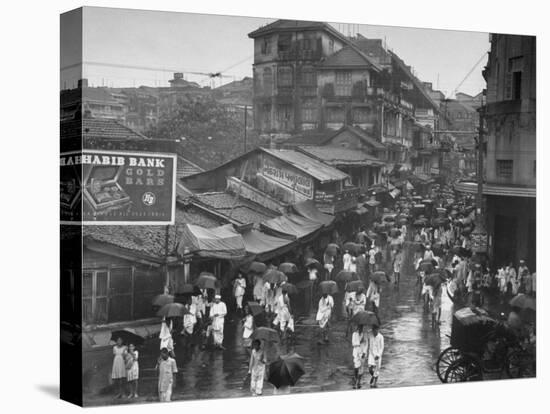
[303,37,312,50]
[302,107,317,122]
[496,159,513,179]
[353,107,370,123]
[261,37,271,55]
[278,66,293,87]
[300,69,316,86]
[329,39,334,54]
[278,34,292,52]
[335,71,352,96]
[505,56,523,100]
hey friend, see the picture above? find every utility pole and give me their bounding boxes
[471,103,488,259]
[244,105,248,153]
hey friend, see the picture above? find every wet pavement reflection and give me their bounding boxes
[84,241,456,405]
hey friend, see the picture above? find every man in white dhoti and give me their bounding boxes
[352,325,367,389]
[233,274,247,314]
[273,289,291,337]
[367,324,384,388]
[316,293,334,343]
[209,294,227,350]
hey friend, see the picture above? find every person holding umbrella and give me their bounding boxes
[351,325,367,389]
[366,279,381,315]
[247,339,267,396]
[367,324,384,388]
[242,305,255,350]
[316,291,334,344]
[159,320,175,358]
[273,289,291,340]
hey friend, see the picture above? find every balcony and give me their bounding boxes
[277,49,322,61]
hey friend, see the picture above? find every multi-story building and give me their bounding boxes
[248,22,441,174]
[456,34,536,268]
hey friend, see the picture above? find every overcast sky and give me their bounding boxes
[61,6,490,97]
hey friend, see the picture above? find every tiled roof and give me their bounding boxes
[177,155,204,179]
[297,146,385,166]
[318,46,375,68]
[260,148,349,183]
[61,118,148,142]
[281,131,332,146]
[82,205,223,260]
[193,192,279,226]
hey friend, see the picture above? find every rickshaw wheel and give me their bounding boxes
[436,347,462,382]
[444,355,483,383]
[506,350,536,378]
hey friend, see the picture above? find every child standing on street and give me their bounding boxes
[367,324,384,388]
[125,343,139,398]
[156,348,178,402]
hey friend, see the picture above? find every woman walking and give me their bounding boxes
[352,325,367,389]
[366,280,381,315]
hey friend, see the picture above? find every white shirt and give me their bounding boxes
[368,332,384,362]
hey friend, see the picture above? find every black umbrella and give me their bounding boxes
[157,302,189,318]
[248,261,267,274]
[152,294,174,307]
[267,353,306,388]
[424,273,445,288]
[247,301,264,317]
[335,270,357,282]
[319,280,338,294]
[305,258,321,269]
[279,262,298,274]
[351,310,380,327]
[110,328,145,346]
[346,280,366,292]
[177,284,198,294]
[371,271,386,284]
[252,327,280,343]
[263,269,287,284]
[296,279,314,289]
[509,294,536,311]
[195,273,218,289]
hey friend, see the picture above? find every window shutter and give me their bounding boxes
[504,72,513,100]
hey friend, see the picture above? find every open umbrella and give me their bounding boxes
[252,327,280,343]
[279,262,298,274]
[325,243,339,256]
[418,261,435,273]
[195,273,218,289]
[110,328,145,346]
[247,301,264,317]
[351,310,380,327]
[335,270,357,282]
[177,284,198,294]
[157,302,189,318]
[509,294,536,311]
[319,280,338,294]
[152,294,174,307]
[263,269,287,284]
[305,258,321,269]
[371,271,386,284]
[248,261,267,274]
[268,353,306,388]
[346,280,366,292]
[281,282,298,295]
[343,242,362,254]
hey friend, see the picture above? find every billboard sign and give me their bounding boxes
[60,150,177,224]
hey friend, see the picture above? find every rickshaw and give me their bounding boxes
[436,307,535,382]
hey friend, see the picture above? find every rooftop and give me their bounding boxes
[318,45,377,69]
[261,148,349,183]
[324,125,386,150]
[297,146,385,166]
[61,117,148,142]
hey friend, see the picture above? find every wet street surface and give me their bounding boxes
[83,241,457,406]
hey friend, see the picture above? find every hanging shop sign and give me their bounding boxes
[60,149,177,224]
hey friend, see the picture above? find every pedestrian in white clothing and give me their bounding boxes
[367,325,384,388]
[343,250,352,271]
[352,325,367,389]
[233,274,247,313]
[316,293,334,343]
[248,339,266,396]
[209,295,227,350]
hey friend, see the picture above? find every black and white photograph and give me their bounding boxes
[57,3,537,409]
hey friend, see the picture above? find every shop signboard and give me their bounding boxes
[60,149,177,224]
[261,156,314,198]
